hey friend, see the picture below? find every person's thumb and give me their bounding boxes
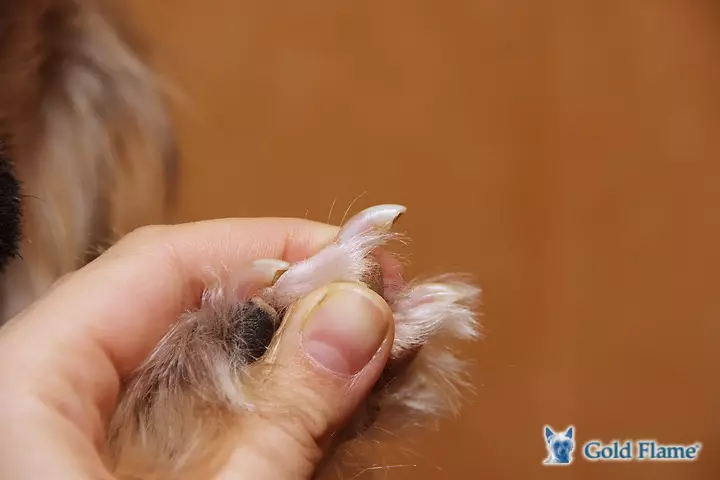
[220,282,394,479]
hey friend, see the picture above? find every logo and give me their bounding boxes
[583,439,702,462]
[543,425,575,465]
[542,425,702,465]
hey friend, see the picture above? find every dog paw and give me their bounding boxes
[106,204,480,478]
[263,204,481,448]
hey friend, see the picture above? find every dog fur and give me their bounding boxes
[0,0,176,320]
[0,2,480,478]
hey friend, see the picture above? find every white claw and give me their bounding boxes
[251,259,290,285]
[337,204,407,243]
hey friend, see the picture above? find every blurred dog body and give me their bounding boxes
[0,0,176,320]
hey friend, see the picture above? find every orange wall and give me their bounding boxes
[128,1,720,478]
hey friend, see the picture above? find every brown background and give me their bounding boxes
[128,1,720,478]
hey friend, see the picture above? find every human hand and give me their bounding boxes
[0,218,395,479]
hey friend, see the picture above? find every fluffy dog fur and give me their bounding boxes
[0,0,176,320]
[0,2,480,478]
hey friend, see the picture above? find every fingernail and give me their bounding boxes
[302,284,390,376]
[252,259,290,284]
[338,204,406,242]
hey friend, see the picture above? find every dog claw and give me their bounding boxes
[337,204,406,243]
[251,259,290,285]
[210,259,290,304]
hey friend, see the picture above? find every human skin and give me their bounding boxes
[0,218,395,479]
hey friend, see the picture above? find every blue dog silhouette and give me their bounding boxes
[543,426,575,465]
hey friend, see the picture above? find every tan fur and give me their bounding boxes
[0,0,176,319]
